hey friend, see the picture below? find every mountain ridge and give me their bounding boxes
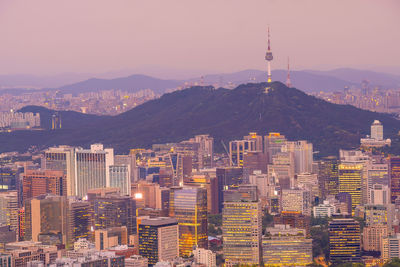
[5,82,400,157]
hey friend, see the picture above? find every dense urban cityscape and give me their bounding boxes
[1,1,400,267]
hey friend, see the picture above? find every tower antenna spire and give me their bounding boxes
[265,26,273,83]
[286,57,292,87]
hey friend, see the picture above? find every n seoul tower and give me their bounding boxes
[265,27,273,83]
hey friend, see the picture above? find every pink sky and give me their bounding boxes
[0,0,399,77]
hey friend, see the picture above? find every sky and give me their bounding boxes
[0,0,399,78]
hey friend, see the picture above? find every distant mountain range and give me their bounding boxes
[2,82,400,156]
[1,68,400,96]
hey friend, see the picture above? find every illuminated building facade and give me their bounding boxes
[390,157,400,203]
[329,218,361,263]
[138,217,179,265]
[281,188,311,216]
[222,185,261,266]
[67,200,91,248]
[169,187,208,257]
[338,163,363,212]
[262,225,312,266]
[318,156,339,198]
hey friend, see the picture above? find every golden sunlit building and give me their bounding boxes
[169,187,208,257]
[222,185,261,266]
[338,163,363,213]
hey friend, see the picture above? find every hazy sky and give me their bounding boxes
[0,0,399,78]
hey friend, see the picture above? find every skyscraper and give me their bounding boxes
[329,218,361,263]
[169,187,208,257]
[90,194,136,236]
[109,165,131,196]
[22,169,66,201]
[338,163,363,213]
[25,194,68,244]
[138,217,179,265]
[264,132,287,164]
[75,144,114,198]
[0,191,18,233]
[390,157,400,203]
[66,199,91,249]
[229,139,257,167]
[43,146,76,197]
[222,185,261,266]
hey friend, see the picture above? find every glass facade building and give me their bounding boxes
[169,187,208,257]
[338,163,363,213]
[222,185,261,266]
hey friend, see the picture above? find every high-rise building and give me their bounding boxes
[0,191,18,233]
[229,139,257,167]
[262,225,312,266]
[66,199,91,249]
[222,185,261,266]
[22,169,66,202]
[138,217,179,265]
[0,167,20,192]
[109,165,131,196]
[184,173,219,215]
[296,173,319,199]
[363,224,388,252]
[264,132,287,164]
[216,167,243,213]
[281,188,311,216]
[24,195,68,245]
[192,134,214,169]
[329,218,361,263]
[371,120,384,141]
[169,187,208,257]
[75,144,114,198]
[369,184,390,205]
[338,163,363,213]
[284,141,313,174]
[43,146,76,197]
[90,194,136,236]
[318,156,339,198]
[244,132,263,152]
[364,204,394,228]
[390,157,400,203]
